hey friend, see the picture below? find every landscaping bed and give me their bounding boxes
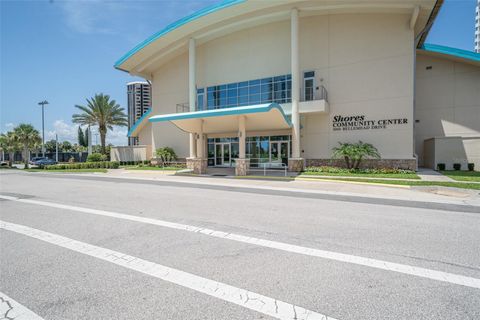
[25,168,108,173]
[303,166,419,179]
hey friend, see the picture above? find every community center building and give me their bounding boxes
[114,0,480,175]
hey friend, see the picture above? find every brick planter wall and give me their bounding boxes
[305,159,417,171]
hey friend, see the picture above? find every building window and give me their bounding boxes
[205,74,291,110]
[303,71,315,101]
[197,88,205,111]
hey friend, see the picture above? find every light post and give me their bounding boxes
[38,100,49,157]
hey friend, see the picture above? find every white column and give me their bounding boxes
[197,120,205,158]
[239,116,246,158]
[189,38,197,158]
[290,8,301,159]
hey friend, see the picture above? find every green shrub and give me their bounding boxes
[467,163,474,171]
[40,161,119,170]
[332,141,380,169]
[453,163,461,171]
[155,147,177,163]
[437,163,446,171]
[87,153,104,162]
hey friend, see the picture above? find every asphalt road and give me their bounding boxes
[1,171,479,319]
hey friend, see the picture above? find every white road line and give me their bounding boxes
[0,292,44,320]
[2,194,480,290]
[0,220,334,320]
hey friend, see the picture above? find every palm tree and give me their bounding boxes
[72,94,127,154]
[12,124,41,169]
[332,141,380,169]
[0,132,20,167]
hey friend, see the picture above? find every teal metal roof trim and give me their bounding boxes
[420,43,480,62]
[148,103,292,127]
[114,0,246,70]
[127,108,152,137]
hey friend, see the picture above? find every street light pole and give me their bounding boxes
[38,100,49,157]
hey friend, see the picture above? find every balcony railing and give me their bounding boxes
[175,85,328,114]
[176,103,190,113]
[302,85,328,103]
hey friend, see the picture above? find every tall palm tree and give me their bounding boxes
[0,132,20,167]
[12,124,41,169]
[72,94,127,154]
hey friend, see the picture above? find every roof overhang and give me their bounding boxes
[128,108,152,137]
[148,103,292,134]
[116,0,438,77]
[417,44,480,67]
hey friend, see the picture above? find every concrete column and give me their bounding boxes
[189,38,197,158]
[290,8,300,159]
[238,115,246,158]
[197,120,205,158]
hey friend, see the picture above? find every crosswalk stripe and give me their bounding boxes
[0,292,44,320]
[0,220,336,320]
[1,194,479,290]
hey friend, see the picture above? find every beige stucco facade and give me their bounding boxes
[118,0,479,171]
[144,12,415,164]
[415,53,480,169]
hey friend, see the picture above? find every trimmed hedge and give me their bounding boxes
[42,161,119,170]
[87,153,108,162]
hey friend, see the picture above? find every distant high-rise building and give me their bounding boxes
[127,81,151,146]
[476,0,480,53]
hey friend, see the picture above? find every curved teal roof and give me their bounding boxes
[127,108,152,137]
[115,0,245,70]
[149,103,292,127]
[420,43,480,63]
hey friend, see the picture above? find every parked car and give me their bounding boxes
[32,158,57,166]
[29,157,46,165]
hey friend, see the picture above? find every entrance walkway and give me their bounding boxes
[417,168,455,182]
[205,167,298,177]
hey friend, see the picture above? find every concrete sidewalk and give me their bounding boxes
[416,168,456,182]
[62,169,480,209]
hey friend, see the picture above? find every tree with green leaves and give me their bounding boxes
[62,141,73,152]
[78,126,86,147]
[0,131,21,167]
[332,141,380,169]
[12,124,41,168]
[72,94,127,154]
[44,139,57,153]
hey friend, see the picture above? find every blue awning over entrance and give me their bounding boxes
[148,103,292,134]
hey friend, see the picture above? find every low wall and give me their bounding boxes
[306,158,417,171]
[423,136,480,170]
[110,145,148,162]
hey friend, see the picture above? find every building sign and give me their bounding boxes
[332,115,408,131]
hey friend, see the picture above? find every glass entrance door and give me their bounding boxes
[270,141,289,166]
[215,143,231,166]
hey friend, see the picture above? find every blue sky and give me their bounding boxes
[0,0,477,145]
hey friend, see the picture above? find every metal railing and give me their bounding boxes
[176,103,190,113]
[249,162,288,176]
[302,85,328,102]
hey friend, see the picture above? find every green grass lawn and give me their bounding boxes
[25,168,108,173]
[302,177,480,190]
[123,166,183,171]
[301,171,420,179]
[440,171,480,182]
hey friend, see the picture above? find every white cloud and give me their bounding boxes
[46,120,127,146]
[59,0,128,34]
[46,120,78,143]
[2,123,15,133]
